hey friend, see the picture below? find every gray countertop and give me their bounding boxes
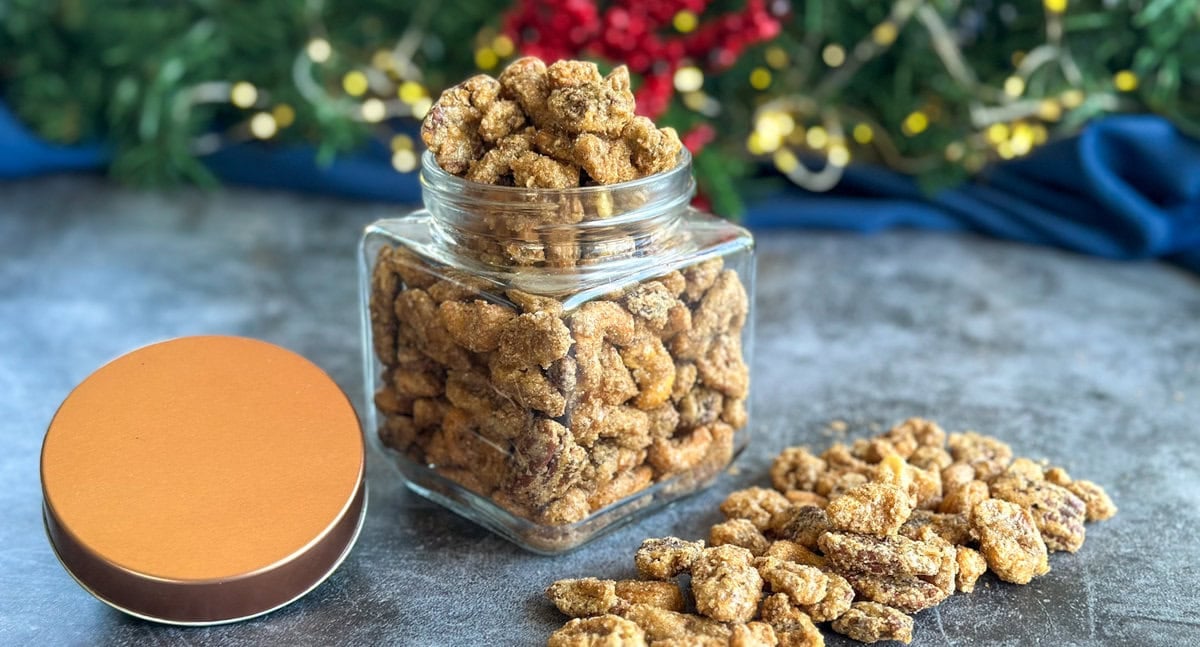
[2,176,1197,646]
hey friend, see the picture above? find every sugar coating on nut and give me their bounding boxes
[691,545,764,623]
[547,614,646,647]
[634,537,705,580]
[831,602,914,645]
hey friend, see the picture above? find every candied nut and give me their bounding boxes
[802,572,854,623]
[831,602,913,645]
[756,556,828,606]
[498,57,550,123]
[545,62,635,136]
[498,311,573,368]
[437,299,515,353]
[490,355,567,416]
[722,397,748,429]
[898,510,975,546]
[503,418,586,507]
[769,506,830,550]
[635,537,706,580]
[673,270,749,360]
[395,289,471,370]
[575,134,638,184]
[479,98,526,143]
[826,483,914,536]
[648,426,713,475]
[378,414,417,453]
[614,580,684,613]
[873,454,942,511]
[940,462,976,497]
[421,82,483,174]
[696,334,750,399]
[819,532,942,579]
[621,116,683,176]
[510,151,581,188]
[539,487,592,525]
[676,387,724,429]
[547,578,619,618]
[1043,466,1072,486]
[764,540,827,569]
[621,281,691,340]
[721,487,793,532]
[972,498,1050,584]
[955,546,988,593]
[939,479,989,517]
[892,417,946,448]
[730,622,779,647]
[1006,457,1047,481]
[784,491,828,509]
[682,258,724,303]
[758,593,822,645]
[815,471,870,499]
[388,247,440,290]
[845,574,948,614]
[671,362,698,403]
[821,443,870,472]
[771,447,827,493]
[691,545,764,623]
[622,605,731,643]
[989,472,1087,552]
[620,329,676,409]
[506,288,563,316]
[548,615,647,647]
[588,465,653,510]
[370,248,402,363]
[711,518,771,556]
[948,431,1013,481]
[907,446,953,472]
[1065,479,1117,522]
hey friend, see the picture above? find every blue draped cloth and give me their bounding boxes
[2,104,1197,272]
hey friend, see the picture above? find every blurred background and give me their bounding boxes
[1,0,1198,266]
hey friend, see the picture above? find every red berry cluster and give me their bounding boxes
[503,0,786,119]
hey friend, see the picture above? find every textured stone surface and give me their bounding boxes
[1,176,1198,646]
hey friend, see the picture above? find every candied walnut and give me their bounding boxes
[1065,479,1117,522]
[771,447,828,492]
[756,556,828,606]
[730,622,779,647]
[509,151,581,188]
[898,510,975,546]
[826,483,914,536]
[872,454,942,511]
[721,487,793,532]
[635,537,706,580]
[691,545,764,623]
[437,299,515,353]
[479,98,525,143]
[990,472,1087,552]
[545,62,635,136]
[614,581,684,613]
[955,546,988,593]
[972,498,1050,584]
[696,334,750,399]
[548,615,647,647]
[759,594,823,646]
[768,506,830,551]
[938,479,989,517]
[676,387,724,429]
[421,81,484,174]
[673,269,749,359]
[907,446,953,472]
[831,602,913,645]
[394,289,471,370]
[547,578,619,618]
[802,572,854,623]
[621,116,683,176]
[503,418,586,508]
[948,431,1013,481]
[621,281,691,339]
[940,462,977,497]
[765,540,828,570]
[819,532,942,579]
[575,134,638,184]
[711,518,771,556]
[622,605,731,643]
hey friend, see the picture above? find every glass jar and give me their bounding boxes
[359,149,755,553]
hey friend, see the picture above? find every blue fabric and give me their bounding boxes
[2,103,1197,272]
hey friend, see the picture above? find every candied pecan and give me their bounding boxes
[622,605,731,643]
[548,615,647,647]
[826,483,914,536]
[821,443,870,472]
[938,479,989,517]
[370,248,402,363]
[831,602,913,645]
[711,518,771,556]
[845,574,948,613]
[756,556,828,606]
[635,537,706,580]
[815,471,870,499]
[547,578,619,618]
[990,472,1087,552]
[771,447,827,493]
[893,417,946,448]
[758,593,823,645]
[1065,479,1117,522]
[955,546,988,593]
[421,81,484,174]
[691,545,764,623]
[479,98,526,143]
[721,397,748,429]
[940,462,977,497]
[1043,466,1072,486]
[503,418,586,507]
[971,498,1050,584]
[768,506,830,550]
[898,510,975,546]
[730,622,779,647]
[907,445,953,472]
[621,281,691,340]
[948,431,1013,481]
[721,487,793,532]
[505,288,563,316]
[765,540,828,570]
[671,362,698,403]
[819,532,942,579]
[588,465,653,510]
[575,134,638,184]
[673,269,749,359]
[676,387,724,429]
[437,299,515,353]
[872,454,942,511]
[394,289,471,370]
[696,334,750,399]
[621,116,683,176]
[802,572,854,623]
[783,490,828,509]
[378,414,418,454]
[614,581,684,614]
[498,57,550,124]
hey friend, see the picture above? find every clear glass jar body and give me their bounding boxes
[360,151,755,553]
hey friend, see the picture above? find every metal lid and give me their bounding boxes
[40,336,366,625]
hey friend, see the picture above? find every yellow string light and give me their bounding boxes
[674,67,704,93]
[306,38,332,63]
[1037,99,1063,121]
[361,98,387,123]
[1044,0,1068,13]
[765,46,789,69]
[747,132,767,155]
[822,44,846,68]
[773,149,799,173]
[749,67,772,90]
[902,111,928,136]
[391,134,414,151]
[997,140,1016,159]
[343,71,369,97]
[828,143,851,167]
[986,123,1010,145]
[391,148,418,172]
[1032,124,1049,145]
[230,82,258,109]
[1113,70,1138,92]
[493,35,515,57]
[872,23,899,46]
[806,126,829,149]
[272,104,295,128]
[1010,123,1034,155]
[412,97,433,119]
[475,47,499,70]
[673,10,699,33]
[1060,89,1085,108]
[1003,76,1026,97]
[249,112,277,139]
[398,81,426,104]
[852,123,874,144]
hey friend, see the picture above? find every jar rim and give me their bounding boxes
[419,148,693,196]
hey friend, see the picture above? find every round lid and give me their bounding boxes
[41,336,366,625]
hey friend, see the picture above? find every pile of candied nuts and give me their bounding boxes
[372,58,749,532]
[544,418,1117,645]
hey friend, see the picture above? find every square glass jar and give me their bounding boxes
[360,150,755,553]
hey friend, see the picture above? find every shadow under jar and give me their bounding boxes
[360,149,755,553]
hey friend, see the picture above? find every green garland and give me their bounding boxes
[2,0,1197,213]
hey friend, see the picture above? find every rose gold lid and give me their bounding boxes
[40,336,366,625]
